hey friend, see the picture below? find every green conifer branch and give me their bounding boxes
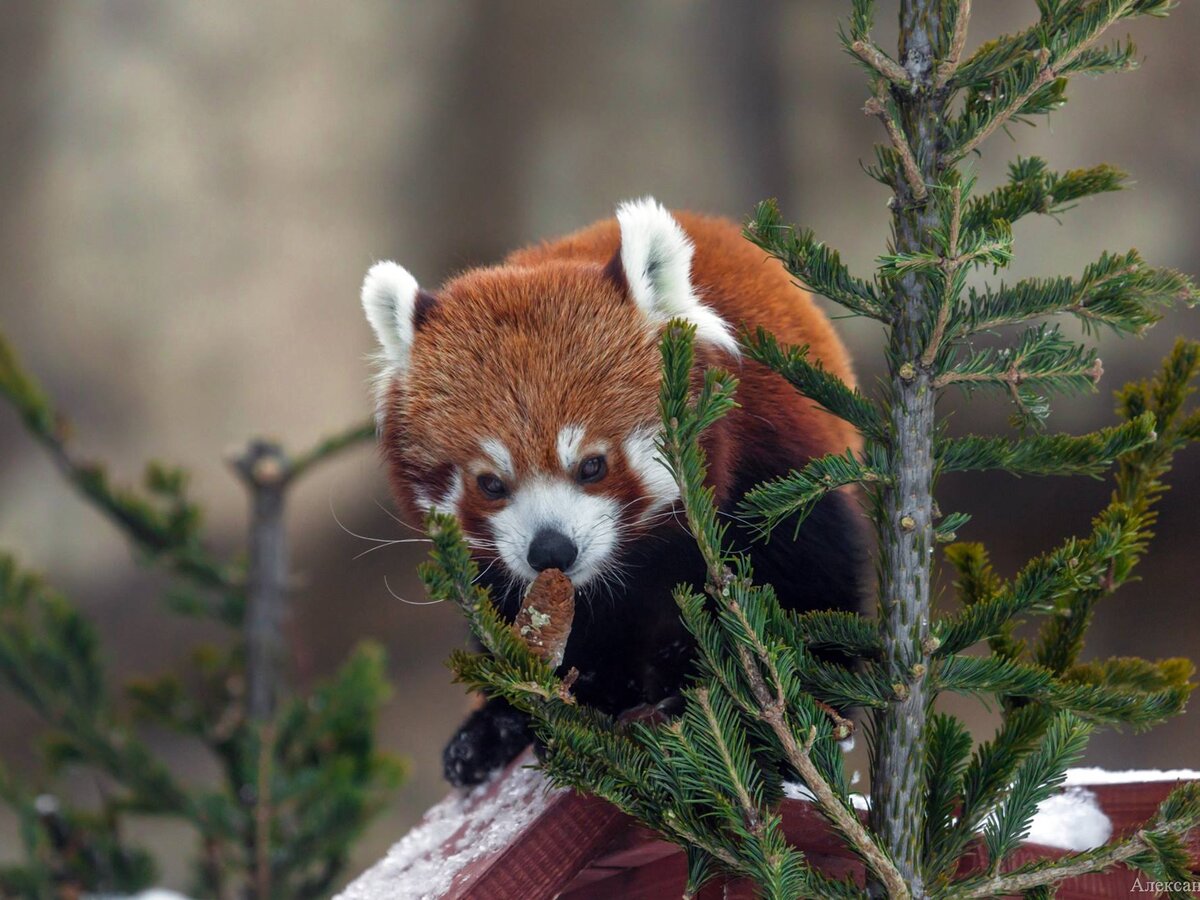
[745,200,888,320]
[937,320,1102,388]
[942,543,1024,661]
[934,654,1187,730]
[956,251,1196,338]
[945,0,1165,164]
[739,450,887,536]
[980,711,1091,866]
[921,713,973,878]
[945,782,1200,900]
[787,609,883,660]
[935,503,1142,657]
[923,705,1054,882]
[0,555,196,819]
[742,328,888,441]
[1034,340,1200,673]
[961,158,1127,233]
[0,331,242,597]
[936,414,1155,477]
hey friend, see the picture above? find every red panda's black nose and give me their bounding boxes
[527,529,578,573]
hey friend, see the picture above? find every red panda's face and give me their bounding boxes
[383,264,678,590]
[362,199,738,593]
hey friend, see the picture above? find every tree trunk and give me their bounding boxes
[869,3,944,897]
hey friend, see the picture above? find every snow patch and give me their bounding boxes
[1064,767,1200,785]
[782,781,870,811]
[336,758,561,900]
[1024,786,1112,851]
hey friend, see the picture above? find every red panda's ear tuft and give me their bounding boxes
[614,198,738,356]
[361,261,437,373]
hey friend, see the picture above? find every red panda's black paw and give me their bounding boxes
[443,700,533,788]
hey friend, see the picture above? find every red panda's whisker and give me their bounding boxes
[371,496,431,535]
[352,537,432,561]
[382,574,446,606]
[329,495,414,546]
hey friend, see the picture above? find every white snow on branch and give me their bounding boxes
[1023,786,1112,851]
[336,755,561,900]
[782,765,1200,854]
[1064,767,1200,785]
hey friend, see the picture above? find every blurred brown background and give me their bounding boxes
[1,1,1197,891]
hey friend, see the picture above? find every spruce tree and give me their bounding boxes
[422,2,1200,898]
[0,334,399,899]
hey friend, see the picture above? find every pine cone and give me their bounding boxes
[514,568,575,668]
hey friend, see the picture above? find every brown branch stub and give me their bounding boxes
[864,93,929,202]
[813,699,855,741]
[851,39,913,88]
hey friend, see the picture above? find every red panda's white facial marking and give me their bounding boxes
[555,425,587,471]
[488,476,622,586]
[477,438,516,482]
[410,467,464,516]
[622,424,679,525]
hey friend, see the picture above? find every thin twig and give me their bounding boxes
[934,0,972,88]
[864,92,928,202]
[850,39,913,88]
[921,184,963,368]
[287,419,375,483]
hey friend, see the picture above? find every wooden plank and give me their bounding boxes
[344,752,1197,900]
[559,777,1199,899]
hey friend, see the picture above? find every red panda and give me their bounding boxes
[361,198,867,786]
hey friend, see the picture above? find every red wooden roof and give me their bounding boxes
[338,750,1199,900]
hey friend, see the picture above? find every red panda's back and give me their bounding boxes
[507,211,862,463]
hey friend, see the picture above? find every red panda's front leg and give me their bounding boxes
[442,698,532,788]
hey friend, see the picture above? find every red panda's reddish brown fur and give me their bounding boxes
[507,212,862,500]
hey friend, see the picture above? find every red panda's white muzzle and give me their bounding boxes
[487,477,621,588]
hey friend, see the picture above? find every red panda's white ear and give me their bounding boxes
[361,261,423,373]
[615,197,738,355]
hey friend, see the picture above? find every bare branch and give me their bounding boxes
[921,183,963,368]
[945,827,1177,900]
[864,91,928,201]
[851,39,913,88]
[934,0,972,88]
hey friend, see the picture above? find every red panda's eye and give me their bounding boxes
[477,474,507,499]
[578,455,607,484]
